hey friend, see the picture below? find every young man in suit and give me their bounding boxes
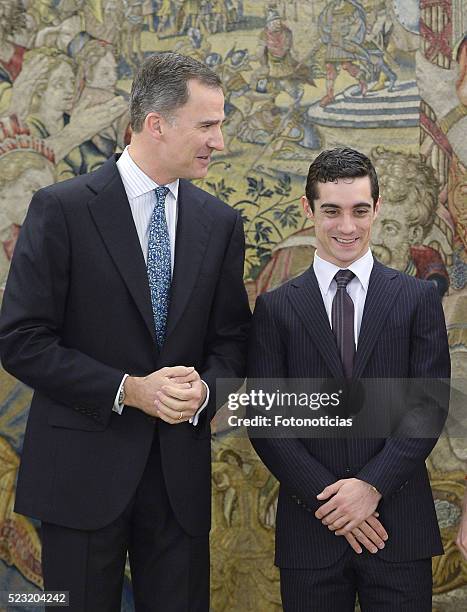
[248,148,450,611]
[0,53,251,611]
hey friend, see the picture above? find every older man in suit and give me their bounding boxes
[0,52,250,611]
[248,147,450,611]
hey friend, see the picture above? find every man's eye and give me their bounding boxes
[355,209,369,216]
[324,209,337,215]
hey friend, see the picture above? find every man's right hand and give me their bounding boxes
[342,514,388,555]
[123,366,194,416]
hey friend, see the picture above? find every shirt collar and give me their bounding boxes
[313,249,374,295]
[116,146,179,201]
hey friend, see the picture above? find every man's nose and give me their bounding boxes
[209,126,224,151]
[337,214,357,234]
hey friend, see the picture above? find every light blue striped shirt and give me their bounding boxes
[117,145,179,272]
[112,146,208,423]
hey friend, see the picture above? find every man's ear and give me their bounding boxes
[145,112,164,139]
[302,195,314,219]
[373,197,381,218]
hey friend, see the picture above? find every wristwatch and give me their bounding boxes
[118,385,126,406]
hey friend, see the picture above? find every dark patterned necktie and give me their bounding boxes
[331,270,356,378]
[147,186,171,348]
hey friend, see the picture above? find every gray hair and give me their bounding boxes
[129,52,222,132]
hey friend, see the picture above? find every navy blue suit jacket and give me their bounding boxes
[247,261,450,568]
[0,155,251,535]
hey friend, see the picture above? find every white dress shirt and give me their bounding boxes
[112,147,209,423]
[313,249,374,346]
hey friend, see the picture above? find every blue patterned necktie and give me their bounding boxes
[147,186,171,348]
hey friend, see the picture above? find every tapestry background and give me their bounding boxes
[0,0,466,610]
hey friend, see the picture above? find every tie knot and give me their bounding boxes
[334,269,355,289]
[154,186,170,207]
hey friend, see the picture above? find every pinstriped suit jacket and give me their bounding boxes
[247,260,450,569]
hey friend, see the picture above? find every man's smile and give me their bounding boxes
[333,237,360,245]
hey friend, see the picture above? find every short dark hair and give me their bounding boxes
[130,52,222,132]
[305,147,379,210]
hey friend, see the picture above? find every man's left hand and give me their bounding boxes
[155,369,207,424]
[315,478,382,534]
[343,514,388,554]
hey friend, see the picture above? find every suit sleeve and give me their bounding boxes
[247,293,337,512]
[198,212,251,428]
[0,189,124,425]
[356,282,451,498]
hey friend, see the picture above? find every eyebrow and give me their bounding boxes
[197,118,225,126]
[320,202,372,209]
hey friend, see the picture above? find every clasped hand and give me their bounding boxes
[315,478,386,554]
[124,366,206,424]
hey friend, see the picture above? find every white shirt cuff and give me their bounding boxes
[113,374,129,414]
[190,379,210,426]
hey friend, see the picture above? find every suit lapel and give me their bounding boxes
[86,157,158,347]
[353,260,401,378]
[287,267,344,378]
[287,261,401,379]
[165,180,213,340]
